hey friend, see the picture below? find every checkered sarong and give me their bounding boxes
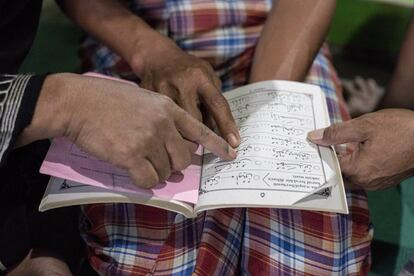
[79,1,373,275]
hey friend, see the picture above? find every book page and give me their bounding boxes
[196,81,347,214]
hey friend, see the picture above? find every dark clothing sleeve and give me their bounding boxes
[0,74,47,271]
[0,0,46,162]
[0,76,85,273]
[0,74,46,164]
[0,0,48,271]
[0,0,84,273]
[0,0,45,162]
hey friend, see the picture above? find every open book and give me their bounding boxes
[39,80,348,218]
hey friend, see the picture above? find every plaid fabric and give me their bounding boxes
[80,0,272,91]
[79,1,373,275]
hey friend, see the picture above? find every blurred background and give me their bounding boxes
[21,0,414,275]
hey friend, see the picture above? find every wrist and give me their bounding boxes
[128,30,178,76]
[19,73,76,144]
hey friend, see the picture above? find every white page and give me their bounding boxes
[196,81,347,214]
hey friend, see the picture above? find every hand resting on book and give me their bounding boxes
[17,73,237,188]
[127,32,241,149]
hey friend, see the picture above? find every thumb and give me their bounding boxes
[338,151,359,176]
[307,119,367,146]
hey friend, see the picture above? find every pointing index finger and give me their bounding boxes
[174,107,237,160]
[199,82,240,147]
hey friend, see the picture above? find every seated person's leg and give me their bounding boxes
[74,1,372,275]
[81,204,222,275]
[241,46,373,275]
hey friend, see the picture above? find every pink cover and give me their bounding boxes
[39,73,201,204]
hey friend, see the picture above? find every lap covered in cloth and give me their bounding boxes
[79,0,373,275]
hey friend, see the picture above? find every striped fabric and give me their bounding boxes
[0,74,32,162]
[79,1,373,275]
[0,74,43,271]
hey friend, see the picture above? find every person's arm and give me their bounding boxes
[379,13,414,109]
[3,73,235,188]
[307,109,414,190]
[59,0,240,148]
[250,0,336,82]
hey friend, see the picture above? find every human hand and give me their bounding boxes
[129,35,240,147]
[18,73,236,188]
[342,76,384,118]
[307,109,414,190]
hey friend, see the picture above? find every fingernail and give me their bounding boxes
[227,133,240,147]
[308,128,325,141]
[228,146,237,160]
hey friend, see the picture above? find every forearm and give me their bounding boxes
[250,0,336,82]
[61,0,171,75]
[17,74,74,146]
[379,13,414,109]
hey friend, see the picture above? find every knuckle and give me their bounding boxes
[200,60,215,73]
[117,143,136,160]
[198,124,211,140]
[208,94,227,109]
[157,115,169,126]
[357,114,376,132]
[157,117,175,135]
[154,112,170,125]
[190,67,205,78]
[141,129,157,142]
[323,124,340,141]
[159,93,175,106]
